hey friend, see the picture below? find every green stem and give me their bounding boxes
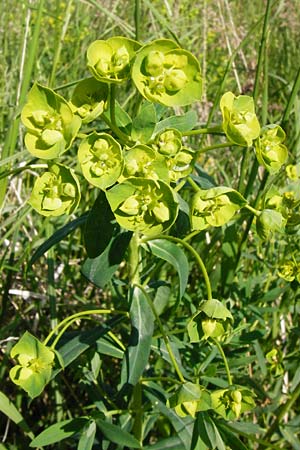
[46,221,57,330]
[237,148,251,195]
[244,204,260,216]
[187,176,201,193]
[197,141,233,155]
[136,284,185,383]
[128,232,141,285]
[43,308,128,347]
[110,84,117,127]
[101,113,132,145]
[182,126,224,137]
[147,235,213,301]
[212,338,233,385]
[134,0,141,41]
[253,0,272,103]
[281,64,300,125]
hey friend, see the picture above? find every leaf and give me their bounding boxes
[144,239,189,299]
[216,421,249,450]
[280,425,300,450]
[120,286,154,386]
[144,436,185,449]
[29,418,88,447]
[96,335,124,359]
[131,101,157,143]
[78,420,96,450]
[144,382,194,450]
[52,322,124,378]
[154,110,198,135]
[84,191,116,258]
[197,412,226,450]
[95,418,141,448]
[0,391,34,439]
[28,213,88,268]
[81,231,132,288]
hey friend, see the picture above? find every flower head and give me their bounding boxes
[220,92,260,147]
[29,163,81,216]
[9,332,55,398]
[21,83,81,159]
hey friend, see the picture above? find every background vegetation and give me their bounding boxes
[1,0,300,449]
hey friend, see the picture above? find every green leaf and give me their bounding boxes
[144,436,184,449]
[144,383,194,450]
[78,420,96,450]
[29,418,88,447]
[96,335,124,359]
[121,286,154,386]
[131,101,157,143]
[84,191,116,258]
[81,231,132,288]
[95,418,141,448]
[197,412,226,450]
[154,110,198,134]
[216,421,249,450]
[144,239,189,299]
[28,213,87,268]
[280,425,300,450]
[0,391,34,439]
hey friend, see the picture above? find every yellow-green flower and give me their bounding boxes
[106,177,178,235]
[255,124,288,173]
[21,83,81,159]
[132,39,202,106]
[87,37,140,84]
[191,186,246,231]
[70,77,108,123]
[220,92,260,147]
[28,163,81,217]
[10,332,55,399]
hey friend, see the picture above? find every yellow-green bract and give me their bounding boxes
[191,186,246,231]
[131,39,202,106]
[21,83,81,159]
[220,91,260,147]
[70,77,108,123]
[87,36,141,84]
[9,332,55,399]
[211,386,256,420]
[255,124,288,173]
[187,298,233,342]
[120,144,169,182]
[78,132,123,189]
[106,177,179,235]
[168,382,211,418]
[28,163,81,216]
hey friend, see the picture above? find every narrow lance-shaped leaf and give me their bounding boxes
[120,286,154,386]
[144,238,189,299]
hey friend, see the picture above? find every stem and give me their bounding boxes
[197,141,233,155]
[244,204,260,216]
[110,84,117,127]
[187,176,201,193]
[101,113,132,145]
[182,126,224,137]
[146,235,213,301]
[43,309,128,347]
[212,338,233,385]
[134,0,141,41]
[128,232,140,285]
[136,284,185,383]
[237,148,251,195]
[46,221,57,330]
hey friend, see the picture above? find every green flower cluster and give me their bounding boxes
[220,92,288,174]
